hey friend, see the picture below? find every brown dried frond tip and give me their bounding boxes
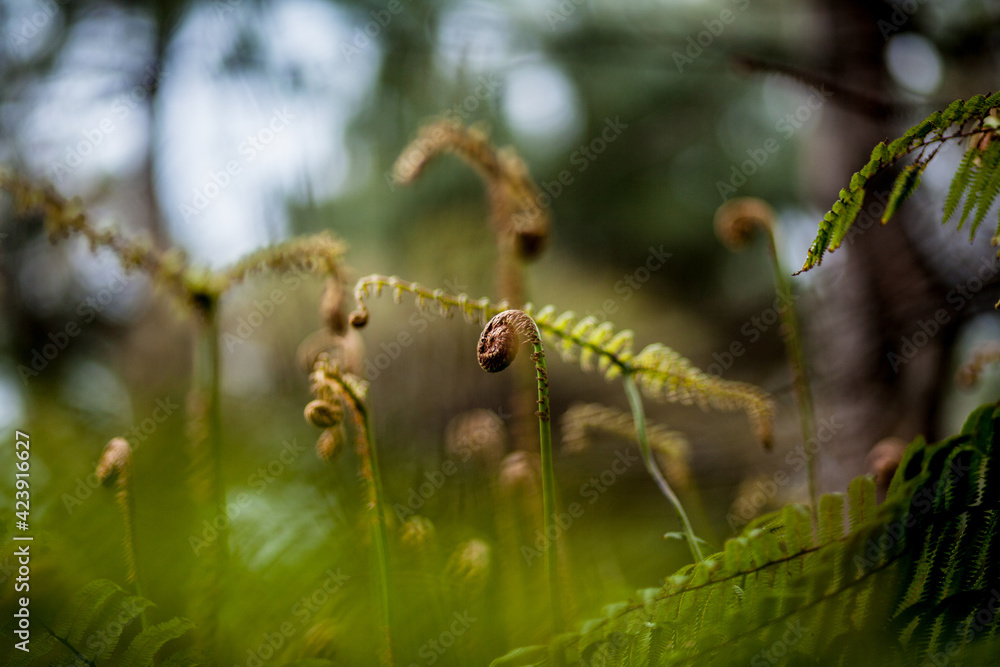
[349,310,369,328]
[477,310,539,373]
[714,197,776,250]
[316,427,345,463]
[392,120,549,260]
[305,399,343,429]
[96,437,132,487]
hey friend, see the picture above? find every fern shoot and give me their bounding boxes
[96,438,147,631]
[715,197,820,514]
[477,309,564,633]
[307,357,395,665]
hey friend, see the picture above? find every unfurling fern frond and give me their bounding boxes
[490,401,1000,666]
[561,403,690,490]
[349,275,774,447]
[799,92,1000,272]
[221,231,347,290]
[2,579,195,666]
[0,172,192,303]
[0,173,348,313]
[393,120,549,259]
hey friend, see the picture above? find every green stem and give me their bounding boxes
[624,374,704,562]
[193,303,227,655]
[765,232,819,516]
[527,330,563,635]
[122,483,148,631]
[364,411,395,666]
[334,379,394,665]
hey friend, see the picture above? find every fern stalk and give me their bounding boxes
[716,198,819,513]
[323,368,395,665]
[96,438,148,631]
[531,323,562,634]
[764,227,819,514]
[478,310,564,633]
[624,374,704,562]
[189,302,228,657]
[122,485,148,631]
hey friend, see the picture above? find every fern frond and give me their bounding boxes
[944,144,979,222]
[92,595,155,660]
[561,402,691,489]
[0,172,192,302]
[882,162,927,223]
[966,141,1000,238]
[798,92,1000,272]
[491,402,1000,665]
[2,579,177,667]
[120,618,195,667]
[350,275,774,447]
[393,120,549,258]
[222,231,347,290]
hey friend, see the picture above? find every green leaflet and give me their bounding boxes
[799,92,1000,273]
[526,304,775,448]
[0,579,196,666]
[490,402,1000,666]
[120,618,196,667]
[882,162,927,223]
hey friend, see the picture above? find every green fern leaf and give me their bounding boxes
[882,162,927,223]
[93,594,155,659]
[944,146,978,222]
[120,618,195,667]
[969,143,1000,238]
[799,91,1000,273]
[491,401,1000,665]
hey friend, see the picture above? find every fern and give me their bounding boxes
[2,579,196,666]
[490,401,1000,665]
[882,161,927,223]
[799,92,1000,272]
[963,140,1000,238]
[120,618,196,667]
[561,402,691,490]
[350,274,775,447]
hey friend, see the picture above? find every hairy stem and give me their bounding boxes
[624,374,704,562]
[529,330,563,634]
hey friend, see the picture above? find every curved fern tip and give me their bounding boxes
[715,197,776,251]
[96,437,132,487]
[477,310,539,373]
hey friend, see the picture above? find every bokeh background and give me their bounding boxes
[2,0,1000,664]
